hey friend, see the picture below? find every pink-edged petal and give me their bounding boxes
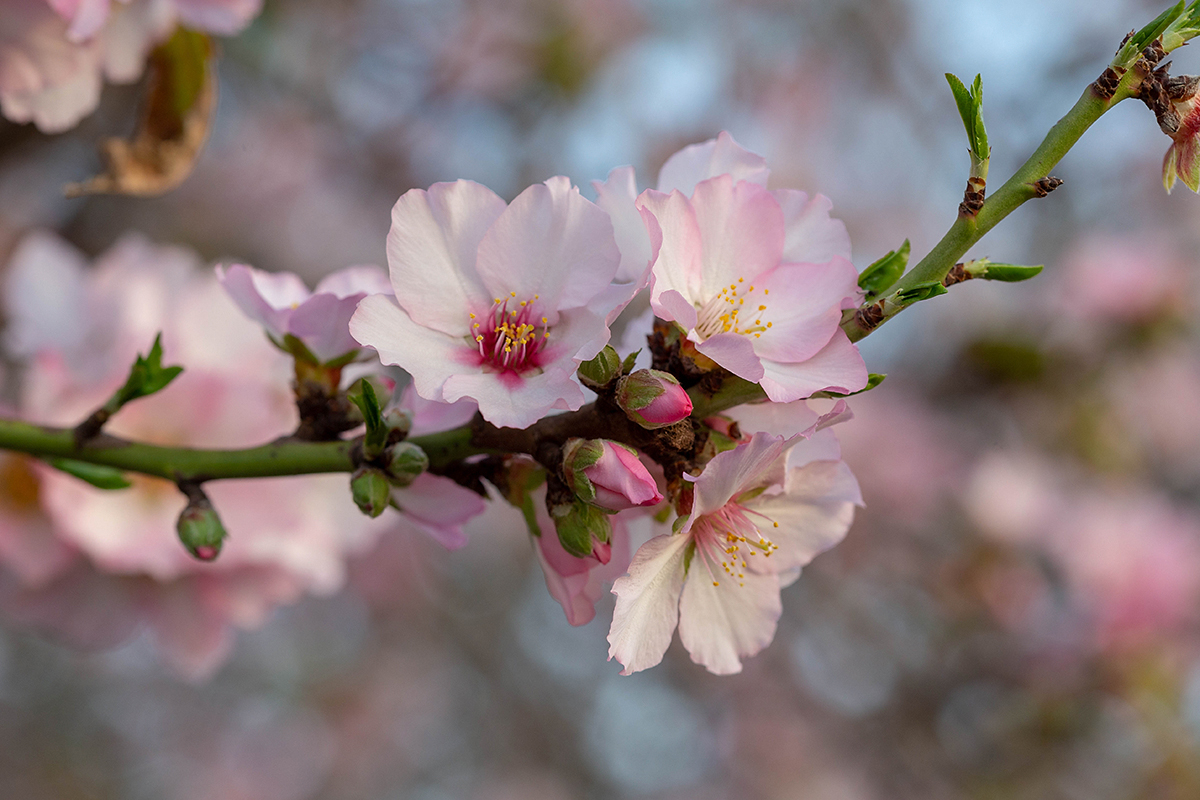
[592,165,654,284]
[758,330,868,402]
[312,264,392,298]
[608,532,691,675]
[689,433,789,519]
[287,292,367,362]
[476,176,620,312]
[216,263,308,338]
[749,258,859,363]
[774,189,852,264]
[677,552,781,675]
[392,472,487,551]
[443,366,587,430]
[690,175,785,291]
[387,180,505,335]
[639,188,704,313]
[656,131,770,196]
[746,460,860,574]
[694,332,764,383]
[726,398,823,439]
[400,385,479,437]
[787,427,844,469]
[350,294,474,403]
[652,288,698,332]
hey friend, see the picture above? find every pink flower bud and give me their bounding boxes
[562,438,664,512]
[616,369,693,429]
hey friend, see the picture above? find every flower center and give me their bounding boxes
[694,277,774,341]
[470,292,549,373]
[693,500,779,587]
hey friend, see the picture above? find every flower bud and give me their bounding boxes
[176,492,227,561]
[385,442,428,487]
[577,345,622,389]
[616,370,693,429]
[351,467,392,518]
[562,438,663,512]
[384,408,413,438]
[550,498,613,559]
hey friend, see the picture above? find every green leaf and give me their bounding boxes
[578,345,621,388]
[894,281,949,305]
[114,333,184,407]
[621,349,641,376]
[1133,1,1185,50]
[945,73,989,168]
[817,373,887,399]
[979,263,1044,282]
[47,458,132,490]
[858,240,910,297]
[348,378,388,459]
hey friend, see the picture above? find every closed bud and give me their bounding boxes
[550,498,613,559]
[616,369,693,429]
[562,438,663,512]
[384,408,413,438]
[577,346,622,389]
[176,491,227,561]
[385,442,428,487]
[351,467,392,518]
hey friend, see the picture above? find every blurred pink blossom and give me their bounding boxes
[0,231,398,678]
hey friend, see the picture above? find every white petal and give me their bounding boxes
[608,533,690,675]
[678,553,781,675]
[387,180,505,335]
[748,460,861,574]
[774,189,852,264]
[656,131,770,196]
[758,330,868,402]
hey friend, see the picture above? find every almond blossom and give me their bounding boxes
[601,131,867,402]
[217,263,393,364]
[349,177,622,429]
[0,231,479,679]
[608,430,861,675]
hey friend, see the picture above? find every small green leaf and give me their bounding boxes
[47,458,132,490]
[621,349,641,376]
[894,281,948,305]
[858,240,910,297]
[979,263,1044,282]
[348,378,388,459]
[577,345,621,388]
[1133,1,1185,51]
[114,333,184,407]
[818,373,887,399]
[946,73,989,169]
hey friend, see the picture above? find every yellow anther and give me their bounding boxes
[469,313,476,319]
[510,291,516,297]
[713,581,720,587]
[758,305,766,311]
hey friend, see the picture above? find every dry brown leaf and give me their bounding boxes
[65,29,216,198]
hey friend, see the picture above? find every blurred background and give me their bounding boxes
[3,0,1200,797]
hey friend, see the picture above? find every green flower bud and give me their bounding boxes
[550,498,613,559]
[385,442,429,487]
[351,467,392,518]
[176,493,226,561]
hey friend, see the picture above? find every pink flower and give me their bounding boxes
[0,231,403,678]
[217,263,392,364]
[349,177,622,429]
[608,431,861,675]
[615,369,693,429]
[614,132,866,402]
[562,438,664,512]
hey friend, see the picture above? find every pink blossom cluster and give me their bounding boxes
[0,132,868,678]
[0,0,262,133]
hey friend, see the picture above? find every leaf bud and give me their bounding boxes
[577,345,622,389]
